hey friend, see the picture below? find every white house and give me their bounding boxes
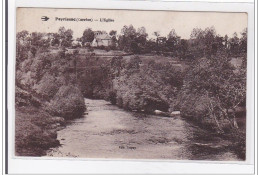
[91,31,112,47]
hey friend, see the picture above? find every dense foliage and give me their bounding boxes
[110,56,183,112]
[178,55,246,131]
[16,32,86,120]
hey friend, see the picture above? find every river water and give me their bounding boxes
[46,98,240,160]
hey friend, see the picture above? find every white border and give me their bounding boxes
[1,0,5,174]
[7,0,255,174]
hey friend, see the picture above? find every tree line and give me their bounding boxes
[17,25,247,61]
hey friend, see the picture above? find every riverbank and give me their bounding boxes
[15,50,86,156]
[15,105,64,156]
[15,85,85,156]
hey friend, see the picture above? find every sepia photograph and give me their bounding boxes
[15,8,247,161]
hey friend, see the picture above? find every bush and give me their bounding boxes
[20,58,34,73]
[15,87,41,107]
[105,47,111,52]
[178,91,227,130]
[33,73,60,100]
[47,85,86,119]
[18,71,36,88]
[97,45,105,50]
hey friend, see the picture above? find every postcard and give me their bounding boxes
[15,7,249,161]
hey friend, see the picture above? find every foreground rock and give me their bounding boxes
[153,110,181,117]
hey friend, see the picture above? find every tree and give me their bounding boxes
[30,32,43,47]
[153,31,160,45]
[180,55,246,132]
[81,28,94,47]
[16,30,31,63]
[126,56,142,73]
[58,27,73,47]
[166,29,181,51]
[190,28,204,40]
[212,35,224,55]
[118,25,138,53]
[109,30,117,36]
[224,35,229,49]
[203,27,217,56]
[239,28,247,53]
[189,26,218,58]
[134,27,148,53]
[178,39,188,58]
[51,33,60,46]
[29,32,51,52]
[136,27,148,44]
[110,56,123,77]
[121,25,136,38]
[228,32,240,55]
[109,30,117,49]
[17,30,30,42]
[118,35,127,51]
[137,27,147,37]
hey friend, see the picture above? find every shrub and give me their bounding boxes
[178,91,222,130]
[97,45,105,50]
[47,85,86,119]
[20,58,34,73]
[33,73,60,100]
[18,71,36,88]
[105,47,111,52]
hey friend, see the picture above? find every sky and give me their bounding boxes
[17,8,248,39]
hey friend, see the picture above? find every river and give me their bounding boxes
[46,98,241,160]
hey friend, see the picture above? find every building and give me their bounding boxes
[72,40,82,48]
[91,31,112,47]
